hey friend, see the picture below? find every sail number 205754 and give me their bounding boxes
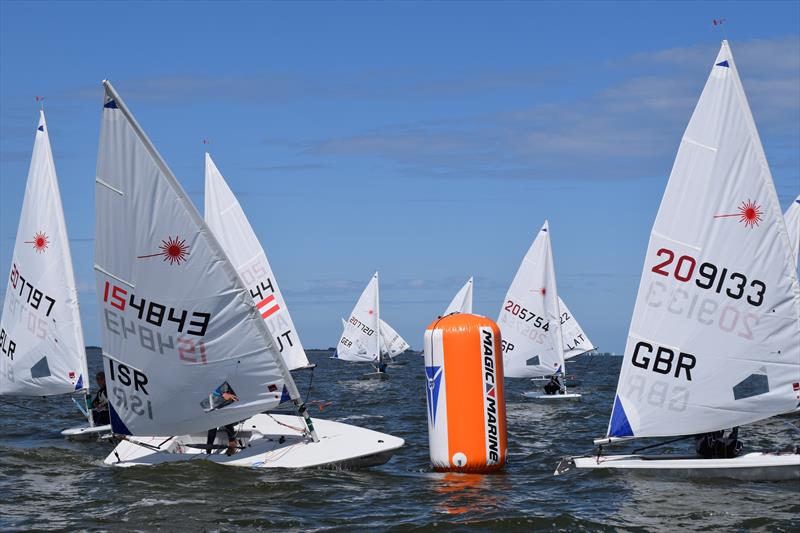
[102,281,210,336]
[503,300,549,330]
[650,248,765,307]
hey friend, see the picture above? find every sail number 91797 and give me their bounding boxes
[651,248,765,307]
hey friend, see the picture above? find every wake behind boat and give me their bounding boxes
[558,41,800,481]
[95,81,403,468]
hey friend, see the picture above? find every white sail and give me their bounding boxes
[607,42,800,439]
[204,153,310,370]
[95,82,305,437]
[335,273,380,363]
[0,111,88,396]
[785,196,800,268]
[379,318,409,358]
[443,277,473,315]
[341,316,408,359]
[497,221,565,378]
[558,296,595,360]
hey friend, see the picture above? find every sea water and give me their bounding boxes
[1,349,797,531]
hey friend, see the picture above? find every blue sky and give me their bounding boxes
[1,1,798,351]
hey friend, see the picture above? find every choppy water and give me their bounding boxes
[1,349,798,531]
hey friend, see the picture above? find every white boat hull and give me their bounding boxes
[61,424,112,440]
[557,452,800,481]
[523,392,582,400]
[104,413,403,469]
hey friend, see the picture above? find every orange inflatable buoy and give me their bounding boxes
[424,313,508,472]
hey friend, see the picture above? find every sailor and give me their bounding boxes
[206,391,240,456]
[91,371,110,425]
[378,361,388,373]
[694,427,743,459]
[543,375,561,395]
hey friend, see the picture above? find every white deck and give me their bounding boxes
[61,424,112,440]
[104,413,403,469]
[560,452,800,481]
[523,392,582,400]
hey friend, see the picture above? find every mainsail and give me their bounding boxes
[95,82,312,437]
[335,273,380,362]
[443,277,473,315]
[607,41,800,439]
[0,111,88,396]
[558,296,595,360]
[785,196,799,268]
[498,221,565,378]
[204,153,310,370]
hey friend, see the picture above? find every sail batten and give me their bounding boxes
[785,196,800,268]
[0,111,88,397]
[95,81,303,436]
[606,41,800,439]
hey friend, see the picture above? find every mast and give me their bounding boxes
[375,271,383,369]
[100,81,318,442]
[546,222,567,393]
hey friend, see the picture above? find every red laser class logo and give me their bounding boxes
[137,236,190,265]
[714,199,764,229]
[25,232,50,253]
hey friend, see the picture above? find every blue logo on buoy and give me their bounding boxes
[425,365,443,426]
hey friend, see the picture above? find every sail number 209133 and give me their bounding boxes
[650,248,765,307]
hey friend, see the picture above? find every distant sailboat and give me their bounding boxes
[558,42,799,480]
[497,221,587,400]
[204,153,312,371]
[443,277,473,315]
[0,110,108,439]
[96,81,402,467]
[340,316,410,367]
[785,196,799,268]
[335,272,407,379]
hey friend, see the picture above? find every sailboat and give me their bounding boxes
[785,196,799,268]
[443,277,473,315]
[557,41,800,480]
[340,316,410,367]
[497,221,587,400]
[0,110,108,439]
[204,152,312,371]
[96,81,403,468]
[335,272,404,379]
